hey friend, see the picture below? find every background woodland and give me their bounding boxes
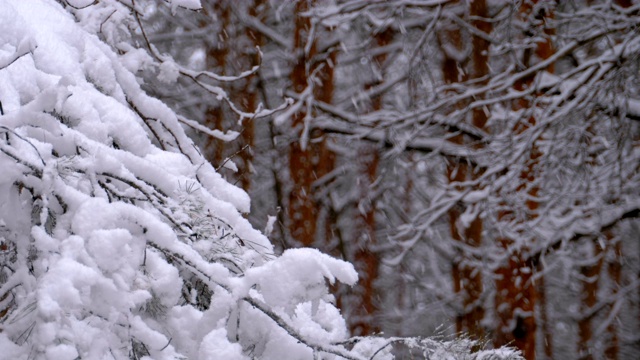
[141,1,640,359]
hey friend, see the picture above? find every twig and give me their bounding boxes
[216,144,249,171]
[63,0,98,10]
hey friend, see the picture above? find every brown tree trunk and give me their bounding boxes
[602,2,631,356]
[538,274,553,359]
[202,3,230,167]
[288,0,335,247]
[464,0,491,338]
[233,0,265,192]
[576,231,621,360]
[578,241,604,360]
[494,2,554,359]
[288,0,318,246]
[351,145,379,335]
[442,0,490,340]
[605,233,622,360]
[348,27,392,336]
[440,1,472,336]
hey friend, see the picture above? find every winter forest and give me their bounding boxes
[0,0,638,359]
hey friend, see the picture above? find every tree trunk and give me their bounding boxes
[440,0,470,335]
[202,3,230,167]
[288,0,318,246]
[494,2,554,359]
[442,0,490,340]
[351,145,379,335]
[578,240,604,360]
[602,2,631,356]
[234,0,264,192]
[605,233,621,360]
[348,27,393,336]
[538,274,553,359]
[288,0,335,247]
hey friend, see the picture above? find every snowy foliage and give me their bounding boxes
[0,1,524,359]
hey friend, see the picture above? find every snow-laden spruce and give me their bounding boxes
[0,1,521,359]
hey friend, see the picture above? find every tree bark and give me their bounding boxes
[578,240,604,360]
[442,0,490,340]
[494,2,554,359]
[605,233,622,360]
[234,0,264,192]
[348,27,393,336]
[440,0,470,335]
[538,274,553,359]
[202,3,230,167]
[288,0,336,247]
[289,0,318,246]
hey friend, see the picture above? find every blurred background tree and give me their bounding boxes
[138,1,640,358]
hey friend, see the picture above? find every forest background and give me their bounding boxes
[142,1,640,359]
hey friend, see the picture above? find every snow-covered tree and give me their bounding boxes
[0,0,523,359]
